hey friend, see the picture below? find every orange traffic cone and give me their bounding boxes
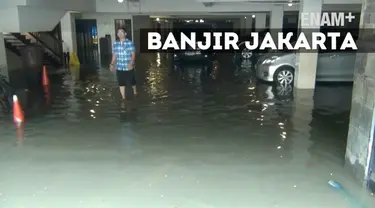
[16,123,24,145]
[13,95,24,127]
[42,65,49,86]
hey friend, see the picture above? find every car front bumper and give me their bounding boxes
[255,63,277,82]
[174,51,213,62]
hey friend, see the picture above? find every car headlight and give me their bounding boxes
[262,56,279,64]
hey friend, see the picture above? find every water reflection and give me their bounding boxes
[256,83,294,104]
[0,57,374,207]
[156,52,161,67]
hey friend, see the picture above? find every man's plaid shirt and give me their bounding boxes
[112,39,135,71]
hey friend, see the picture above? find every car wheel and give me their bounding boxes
[240,59,252,69]
[241,48,252,59]
[274,67,294,86]
[274,84,293,101]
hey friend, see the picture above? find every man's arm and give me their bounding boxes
[110,42,117,71]
[110,53,117,65]
[111,43,117,65]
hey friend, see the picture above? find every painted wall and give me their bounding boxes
[61,12,79,53]
[96,0,272,13]
[80,13,132,45]
[345,0,375,188]
[18,6,66,32]
[96,0,362,13]
[0,0,95,32]
[132,15,150,53]
[0,6,66,32]
[0,0,26,8]
[0,8,20,32]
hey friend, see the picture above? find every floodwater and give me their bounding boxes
[0,54,374,208]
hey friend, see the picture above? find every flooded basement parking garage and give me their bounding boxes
[0,54,374,208]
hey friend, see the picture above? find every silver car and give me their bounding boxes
[255,51,357,85]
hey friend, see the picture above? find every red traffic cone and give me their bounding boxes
[42,66,49,86]
[16,123,24,145]
[13,95,24,127]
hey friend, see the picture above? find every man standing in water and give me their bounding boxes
[110,28,137,100]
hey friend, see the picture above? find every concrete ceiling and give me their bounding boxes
[196,0,299,3]
[150,3,361,18]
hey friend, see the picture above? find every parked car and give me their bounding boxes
[233,29,270,63]
[173,23,216,65]
[255,51,357,85]
[234,28,301,69]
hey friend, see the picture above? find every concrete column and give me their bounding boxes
[291,89,314,167]
[159,19,169,42]
[255,13,266,31]
[60,11,77,53]
[131,15,150,54]
[239,17,252,35]
[233,18,240,30]
[295,0,322,89]
[0,33,9,79]
[345,0,375,190]
[233,18,242,36]
[270,5,284,29]
[166,19,173,38]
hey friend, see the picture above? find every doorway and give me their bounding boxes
[75,19,99,68]
[114,19,132,40]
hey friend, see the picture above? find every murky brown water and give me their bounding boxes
[0,54,374,208]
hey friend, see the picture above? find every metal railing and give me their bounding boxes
[29,32,63,62]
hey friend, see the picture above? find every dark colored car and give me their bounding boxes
[173,23,216,65]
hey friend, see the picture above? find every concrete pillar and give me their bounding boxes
[60,11,77,53]
[131,15,150,54]
[291,90,314,166]
[233,18,242,36]
[345,0,375,190]
[233,18,240,29]
[0,33,9,79]
[255,13,266,31]
[239,16,252,35]
[295,0,322,89]
[270,5,284,29]
[166,19,173,38]
[159,19,170,42]
[244,16,253,29]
